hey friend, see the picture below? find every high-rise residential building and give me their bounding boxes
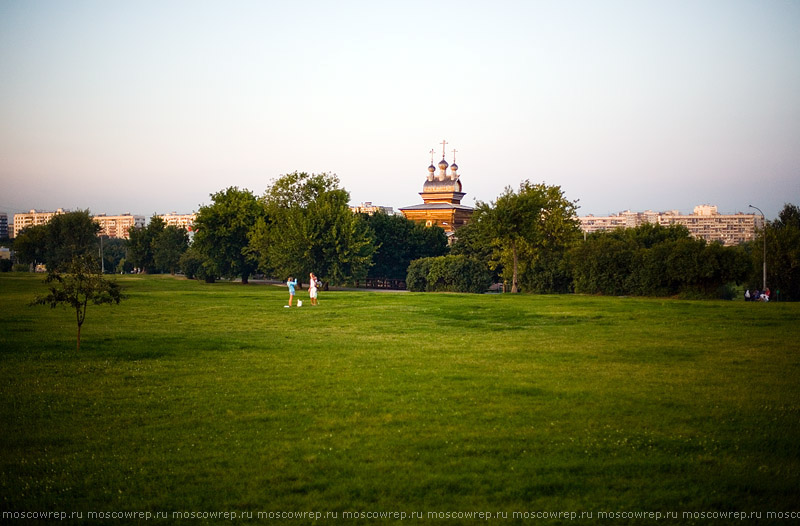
[579,205,763,246]
[399,142,473,238]
[349,202,395,215]
[159,212,197,231]
[0,212,8,239]
[93,213,145,239]
[13,209,147,239]
[12,209,68,238]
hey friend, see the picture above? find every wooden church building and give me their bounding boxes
[399,141,473,239]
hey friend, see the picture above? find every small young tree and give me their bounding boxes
[31,256,123,350]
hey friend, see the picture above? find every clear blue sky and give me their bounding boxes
[1,0,798,219]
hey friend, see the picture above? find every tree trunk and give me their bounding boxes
[76,301,87,351]
[511,240,519,293]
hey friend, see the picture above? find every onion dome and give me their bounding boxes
[450,162,458,173]
[424,179,454,192]
[428,163,436,174]
[438,158,449,170]
[423,178,462,193]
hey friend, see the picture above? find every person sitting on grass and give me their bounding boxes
[286,277,297,308]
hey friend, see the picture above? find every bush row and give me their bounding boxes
[407,255,492,294]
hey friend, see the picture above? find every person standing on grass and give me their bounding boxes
[309,272,319,306]
[286,277,297,307]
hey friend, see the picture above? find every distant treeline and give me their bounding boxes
[6,176,798,301]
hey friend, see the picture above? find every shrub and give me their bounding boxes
[406,257,433,292]
[407,255,491,294]
[518,249,573,294]
[179,247,218,283]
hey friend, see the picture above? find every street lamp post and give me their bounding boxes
[749,205,766,291]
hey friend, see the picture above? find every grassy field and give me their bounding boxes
[1,273,799,523]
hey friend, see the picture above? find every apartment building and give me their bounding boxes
[579,205,763,246]
[0,212,8,239]
[159,212,197,231]
[12,209,68,238]
[12,209,146,239]
[93,213,146,239]
[349,202,395,216]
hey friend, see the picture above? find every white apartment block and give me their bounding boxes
[12,209,68,238]
[13,209,146,239]
[159,212,197,231]
[349,202,395,215]
[93,213,146,239]
[579,205,764,246]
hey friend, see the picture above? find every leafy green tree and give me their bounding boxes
[12,224,48,270]
[115,258,133,274]
[179,245,218,283]
[754,203,800,300]
[364,212,447,280]
[31,255,123,350]
[306,189,375,285]
[154,225,189,275]
[44,210,101,271]
[252,172,375,286]
[518,246,574,294]
[570,234,634,295]
[450,221,500,283]
[13,211,100,272]
[100,237,128,274]
[263,170,341,208]
[571,223,749,297]
[475,181,580,292]
[193,187,265,284]
[127,215,165,273]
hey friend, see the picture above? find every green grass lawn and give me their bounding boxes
[1,273,799,523]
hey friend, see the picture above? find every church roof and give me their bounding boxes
[423,178,462,193]
[399,203,474,211]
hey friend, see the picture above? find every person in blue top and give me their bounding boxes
[286,277,298,308]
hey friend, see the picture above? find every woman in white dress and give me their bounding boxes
[309,272,319,306]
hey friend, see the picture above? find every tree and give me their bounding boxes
[127,215,165,273]
[363,212,448,280]
[193,187,265,284]
[570,234,634,295]
[153,225,189,275]
[263,170,340,208]
[44,211,101,271]
[571,224,750,298]
[179,245,218,282]
[12,224,48,270]
[475,181,580,293]
[252,172,375,286]
[450,221,500,284]
[31,255,123,350]
[100,237,128,274]
[13,211,100,272]
[305,188,375,285]
[754,203,800,300]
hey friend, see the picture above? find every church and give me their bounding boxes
[399,141,474,239]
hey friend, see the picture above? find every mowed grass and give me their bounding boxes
[1,273,799,521]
